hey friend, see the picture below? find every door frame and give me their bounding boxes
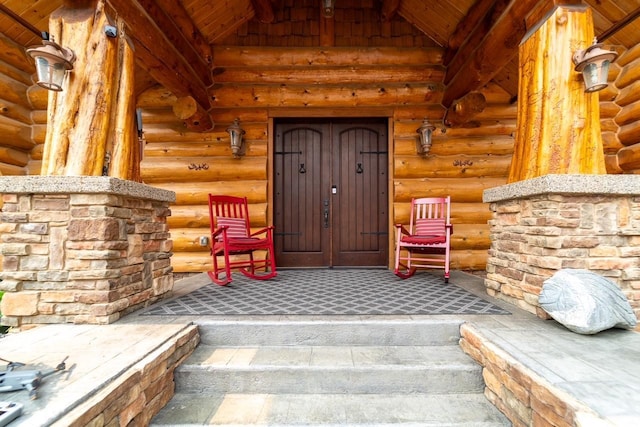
[267,109,395,268]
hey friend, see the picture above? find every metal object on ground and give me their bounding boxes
[0,356,68,400]
[0,401,23,426]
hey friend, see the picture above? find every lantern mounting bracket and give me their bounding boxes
[26,35,76,92]
[572,38,618,93]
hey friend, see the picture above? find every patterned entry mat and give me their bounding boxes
[142,269,510,316]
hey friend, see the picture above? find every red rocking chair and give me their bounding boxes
[207,194,277,286]
[394,196,453,282]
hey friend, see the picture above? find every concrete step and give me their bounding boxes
[151,392,510,426]
[196,319,464,347]
[151,319,510,426]
[175,344,484,394]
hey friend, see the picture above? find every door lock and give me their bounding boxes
[331,185,337,194]
[323,199,329,228]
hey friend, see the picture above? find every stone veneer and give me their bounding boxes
[58,325,200,427]
[0,176,176,328]
[483,174,640,320]
[460,324,604,427]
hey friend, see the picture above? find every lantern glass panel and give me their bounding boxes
[582,61,609,93]
[230,131,241,146]
[323,0,335,16]
[420,128,432,143]
[598,60,611,85]
[34,56,66,91]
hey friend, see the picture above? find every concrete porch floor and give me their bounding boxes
[1,270,639,426]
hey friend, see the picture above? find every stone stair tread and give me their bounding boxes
[196,319,464,347]
[183,344,478,369]
[157,320,506,425]
[151,392,511,426]
[175,343,485,394]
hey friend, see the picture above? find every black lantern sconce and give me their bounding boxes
[227,118,246,158]
[416,119,435,155]
[572,38,618,93]
[26,33,76,92]
[322,0,336,17]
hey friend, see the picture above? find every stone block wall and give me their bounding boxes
[55,324,199,427]
[460,324,605,427]
[483,175,640,320]
[0,176,176,327]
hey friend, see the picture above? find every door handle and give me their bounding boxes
[323,199,329,228]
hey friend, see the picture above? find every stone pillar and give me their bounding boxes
[0,176,175,328]
[484,175,640,320]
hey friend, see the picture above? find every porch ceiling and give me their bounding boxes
[0,0,639,110]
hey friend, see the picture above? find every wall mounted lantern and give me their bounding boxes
[417,119,435,155]
[572,38,618,93]
[322,0,336,17]
[26,33,76,91]
[227,118,246,158]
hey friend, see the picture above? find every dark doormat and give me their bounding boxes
[142,269,510,316]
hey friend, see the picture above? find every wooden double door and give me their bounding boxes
[274,119,388,267]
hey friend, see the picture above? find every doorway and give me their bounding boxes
[274,118,388,267]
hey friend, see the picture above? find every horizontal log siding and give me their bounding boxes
[393,85,512,272]
[600,62,621,166]
[615,46,640,172]
[0,33,35,175]
[136,45,516,273]
[138,85,271,273]
[214,0,437,48]
[0,3,632,277]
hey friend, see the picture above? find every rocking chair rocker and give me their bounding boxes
[394,196,452,282]
[207,194,277,286]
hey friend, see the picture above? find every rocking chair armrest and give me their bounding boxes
[211,226,228,240]
[394,223,411,236]
[250,225,275,237]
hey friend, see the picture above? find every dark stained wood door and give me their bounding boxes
[274,119,388,267]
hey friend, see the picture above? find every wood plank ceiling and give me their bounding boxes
[1,0,639,112]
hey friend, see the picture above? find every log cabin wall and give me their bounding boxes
[601,57,622,173]
[0,33,48,178]
[138,0,517,274]
[2,1,639,275]
[613,45,640,173]
[0,33,34,177]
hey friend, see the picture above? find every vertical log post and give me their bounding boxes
[319,7,335,47]
[108,19,139,181]
[0,0,175,328]
[508,6,606,182]
[41,0,139,181]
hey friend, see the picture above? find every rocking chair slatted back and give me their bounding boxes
[411,198,449,228]
[215,217,248,240]
[415,218,446,236]
[209,196,252,241]
[394,196,452,282]
[207,194,277,285]
[210,195,249,221]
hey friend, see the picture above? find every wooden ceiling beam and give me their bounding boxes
[133,0,211,86]
[106,0,212,130]
[443,92,486,127]
[250,0,275,23]
[128,42,212,130]
[442,0,582,108]
[381,0,401,22]
[153,0,212,66]
[444,0,505,66]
